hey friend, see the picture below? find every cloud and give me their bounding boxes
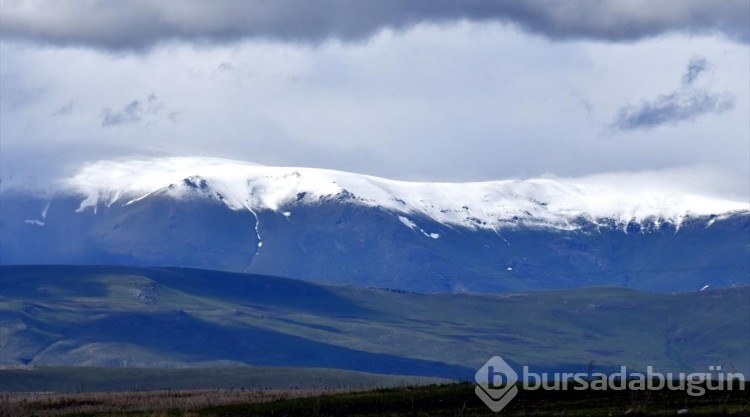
[1,22,747,198]
[609,91,734,131]
[101,95,163,127]
[51,100,74,116]
[1,0,747,51]
[682,57,708,86]
[609,59,734,132]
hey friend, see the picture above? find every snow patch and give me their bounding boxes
[398,216,417,230]
[399,216,440,239]
[242,201,263,253]
[25,200,51,226]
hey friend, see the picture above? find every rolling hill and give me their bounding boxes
[2,265,748,378]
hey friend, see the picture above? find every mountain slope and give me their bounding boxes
[1,265,748,377]
[1,157,748,292]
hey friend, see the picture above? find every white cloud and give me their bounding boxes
[0,22,748,197]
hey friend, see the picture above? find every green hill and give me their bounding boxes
[1,265,748,380]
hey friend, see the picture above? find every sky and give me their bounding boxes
[1,0,749,199]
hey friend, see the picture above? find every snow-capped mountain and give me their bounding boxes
[1,157,748,293]
[61,157,747,230]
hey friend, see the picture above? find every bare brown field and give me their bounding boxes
[0,387,346,417]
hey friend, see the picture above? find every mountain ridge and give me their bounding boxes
[2,157,747,293]
[16,157,748,232]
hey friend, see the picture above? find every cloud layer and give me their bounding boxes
[1,4,748,200]
[2,0,748,50]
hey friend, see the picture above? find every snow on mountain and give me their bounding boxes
[61,157,749,231]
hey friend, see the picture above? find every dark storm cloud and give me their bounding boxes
[101,95,162,127]
[609,59,734,132]
[1,0,748,51]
